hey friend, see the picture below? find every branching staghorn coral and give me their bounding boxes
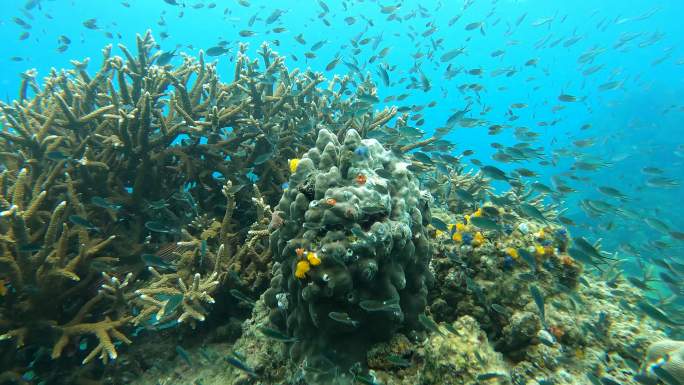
[506,180,561,222]
[132,248,223,328]
[50,293,132,364]
[445,169,493,213]
[0,167,118,357]
[224,184,273,291]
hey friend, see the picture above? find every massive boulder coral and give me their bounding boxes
[264,128,432,371]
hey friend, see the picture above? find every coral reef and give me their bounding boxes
[263,127,432,373]
[0,31,415,383]
[0,31,678,385]
[123,270,668,385]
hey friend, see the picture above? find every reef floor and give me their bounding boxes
[123,273,665,385]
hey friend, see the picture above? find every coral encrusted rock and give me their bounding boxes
[264,128,432,371]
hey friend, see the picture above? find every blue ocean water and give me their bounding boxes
[1,0,683,382]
